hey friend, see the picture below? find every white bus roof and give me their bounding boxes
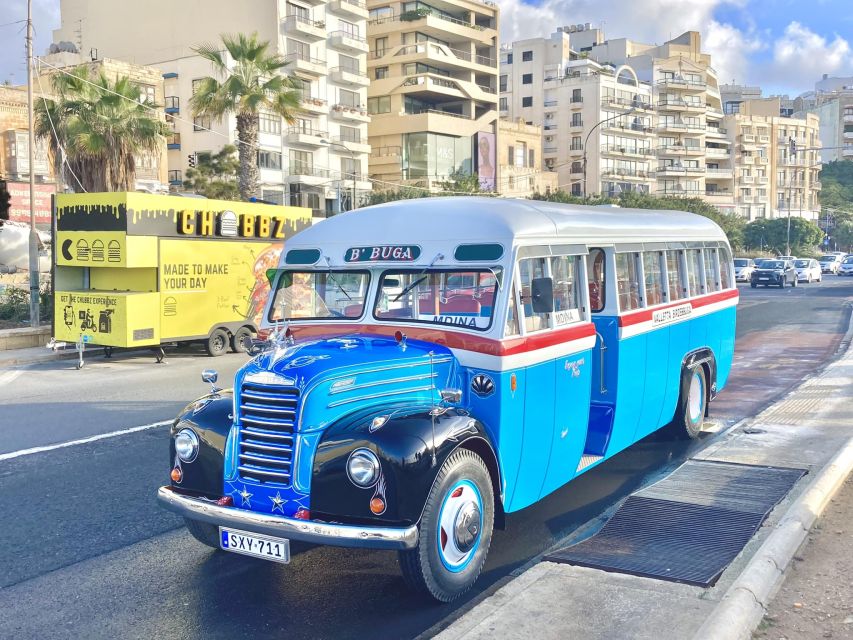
[286,197,728,264]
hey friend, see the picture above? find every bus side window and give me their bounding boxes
[586,248,606,312]
[666,251,685,301]
[643,252,665,305]
[703,248,719,292]
[719,246,733,289]
[519,257,551,332]
[505,283,520,336]
[687,249,703,297]
[550,255,581,323]
[615,252,642,311]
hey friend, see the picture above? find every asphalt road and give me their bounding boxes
[1,278,851,640]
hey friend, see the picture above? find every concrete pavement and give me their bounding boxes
[433,324,853,640]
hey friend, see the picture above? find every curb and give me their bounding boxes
[692,436,853,640]
[0,346,103,368]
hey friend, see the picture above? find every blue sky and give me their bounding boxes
[1,0,851,96]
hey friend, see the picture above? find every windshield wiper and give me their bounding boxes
[392,252,444,302]
[323,256,351,300]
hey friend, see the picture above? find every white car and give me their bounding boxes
[838,256,853,276]
[794,258,822,283]
[819,254,843,274]
[733,258,755,282]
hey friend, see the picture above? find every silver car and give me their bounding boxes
[838,255,853,276]
[733,258,755,282]
[794,259,822,283]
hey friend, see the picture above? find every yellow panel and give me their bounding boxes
[54,290,160,347]
[158,238,281,340]
[55,231,128,267]
[125,235,159,268]
[90,267,157,292]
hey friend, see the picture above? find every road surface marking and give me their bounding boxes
[0,370,24,385]
[0,420,172,462]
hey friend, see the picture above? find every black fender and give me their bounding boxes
[680,347,717,414]
[169,390,233,499]
[310,404,504,529]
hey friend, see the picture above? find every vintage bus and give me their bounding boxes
[158,198,738,602]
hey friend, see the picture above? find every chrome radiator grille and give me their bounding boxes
[237,381,299,486]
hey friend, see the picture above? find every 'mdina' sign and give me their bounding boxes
[345,245,421,263]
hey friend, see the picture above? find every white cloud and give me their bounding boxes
[703,20,766,86]
[760,21,853,90]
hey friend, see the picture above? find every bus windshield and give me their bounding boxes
[374,269,499,330]
[268,270,370,321]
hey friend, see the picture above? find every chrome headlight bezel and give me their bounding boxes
[346,448,380,487]
[175,427,200,463]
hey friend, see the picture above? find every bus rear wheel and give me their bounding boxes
[671,366,707,440]
[398,448,494,602]
[230,327,253,353]
[205,328,229,357]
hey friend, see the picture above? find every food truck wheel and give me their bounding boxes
[205,329,229,357]
[671,365,708,440]
[398,449,494,602]
[230,327,253,353]
[183,518,221,549]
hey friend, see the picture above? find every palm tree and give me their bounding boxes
[35,66,170,192]
[191,33,302,200]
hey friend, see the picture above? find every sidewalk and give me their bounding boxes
[433,337,853,639]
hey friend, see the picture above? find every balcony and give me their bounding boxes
[844,146,853,157]
[544,100,558,107]
[328,0,368,19]
[164,96,179,114]
[570,97,583,109]
[704,189,733,200]
[756,156,769,165]
[813,180,822,190]
[757,176,769,185]
[300,96,329,114]
[167,133,181,150]
[740,175,754,184]
[705,126,728,138]
[844,131,853,140]
[843,113,853,124]
[543,146,558,154]
[602,168,653,180]
[370,145,401,160]
[706,168,733,179]
[657,98,705,112]
[656,77,706,91]
[285,52,326,76]
[286,165,334,186]
[329,103,370,122]
[282,15,326,40]
[656,164,704,176]
[739,196,756,205]
[740,133,755,143]
[602,145,655,158]
[569,121,584,129]
[285,127,328,146]
[331,135,370,155]
[543,124,558,131]
[328,30,369,54]
[330,66,369,87]
[569,145,583,155]
[758,135,770,143]
[603,122,654,136]
[657,121,705,133]
[601,96,654,111]
[368,12,496,44]
[705,147,730,158]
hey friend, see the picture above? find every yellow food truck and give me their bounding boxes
[53,192,311,362]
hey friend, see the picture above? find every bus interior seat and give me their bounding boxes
[343,304,362,317]
[588,282,602,310]
[441,296,481,314]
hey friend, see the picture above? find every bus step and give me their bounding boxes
[576,454,603,473]
[546,459,806,587]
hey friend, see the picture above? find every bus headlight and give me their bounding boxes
[175,428,199,463]
[347,449,380,487]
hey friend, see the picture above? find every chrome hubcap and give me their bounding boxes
[688,372,703,423]
[453,502,481,553]
[437,481,483,571]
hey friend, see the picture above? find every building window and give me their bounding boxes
[168,169,182,184]
[499,75,507,92]
[258,112,281,135]
[528,148,535,167]
[289,150,313,174]
[338,88,359,108]
[571,112,582,126]
[522,50,533,62]
[135,83,156,104]
[571,88,582,103]
[258,150,283,170]
[369,6,392,20]
[522,73,532,85]
[262,190,284,205]
[339,19,359,38]
[341,156,361,179]
[522,96,533,108]
[375,66,388,80]
[499,97,507,110]
[193,116,211,132]
[338,125,361,143]
[338,53,360,73]
[367,96,391,114]
[373,35,388,56]
[191,79,205,95]
[506,53,513,64]
[515,143,526,167]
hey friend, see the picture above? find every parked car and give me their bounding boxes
[751,259,798,288]
[733,258,756,282]
[819,254,843,274]
[794,258,822,283]
[838,255,853,276]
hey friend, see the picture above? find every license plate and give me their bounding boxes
[219,527,291,564]
[759,277,769,281]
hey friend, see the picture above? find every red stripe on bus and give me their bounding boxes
[618,288,739,327]
[287,321,596,357]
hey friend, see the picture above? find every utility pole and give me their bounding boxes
[26,0,40,327]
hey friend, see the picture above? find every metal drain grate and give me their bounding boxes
[546,460,806,587]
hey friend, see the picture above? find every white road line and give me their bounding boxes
[0,370,24,385]
[0,420,172,462]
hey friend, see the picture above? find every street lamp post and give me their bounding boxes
[321,138,355,213]
[582,106,637,199]
[26,0,40,327]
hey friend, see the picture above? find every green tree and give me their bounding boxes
[191,33,302,200]
[743,217,823,255]
[183,145,240,200]
[35,66,170,192]
[833,220,853,253]
[438,169,485,194]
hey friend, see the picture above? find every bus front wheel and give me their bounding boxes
[398,448,494,602]
[671,366,707,440]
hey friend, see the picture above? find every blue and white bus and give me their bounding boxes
[158,197,738,602]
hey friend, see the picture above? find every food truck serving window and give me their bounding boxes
[374,269,499,331]
[269,271,370,321]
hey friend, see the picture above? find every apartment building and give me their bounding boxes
[724,99,821,221]
[500,28,655,197]
[54,0,371,215]
[795,75,853,163]
[497,119,557,197]
[586,31,736,213]
[365,0,499,191]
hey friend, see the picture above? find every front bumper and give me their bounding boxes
[158,486,419,550]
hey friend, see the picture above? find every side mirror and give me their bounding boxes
[531,277,554,314]
[201,369,219,394]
